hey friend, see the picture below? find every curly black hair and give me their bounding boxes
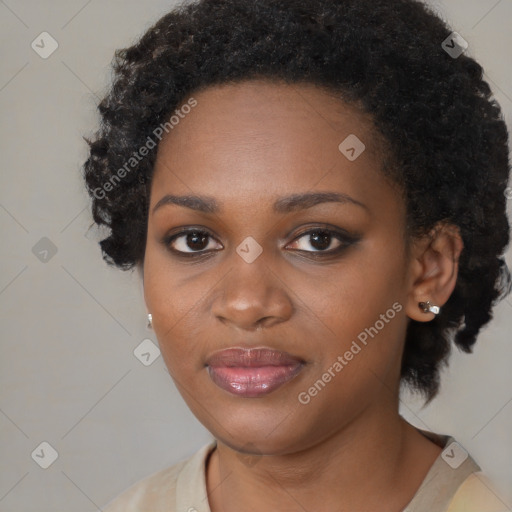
[82,0,511,401]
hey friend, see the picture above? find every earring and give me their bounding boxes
[418,301,441,315]
[147,313,153,329]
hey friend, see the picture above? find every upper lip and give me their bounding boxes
[205,347,304,367]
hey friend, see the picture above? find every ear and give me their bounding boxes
[405,222,464,322]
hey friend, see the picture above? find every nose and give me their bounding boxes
[211,253,294,331]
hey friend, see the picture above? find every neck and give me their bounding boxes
[206,407,441,512]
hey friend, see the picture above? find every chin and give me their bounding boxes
[206,408,311,456]
[216,430,303,456]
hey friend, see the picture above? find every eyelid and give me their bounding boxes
[163,226,223,256]
[285,223,358,243]
[284,226,360,254]
[163,223,360,257]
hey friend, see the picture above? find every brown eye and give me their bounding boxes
[287,228,356,253]
[165,229,222,254]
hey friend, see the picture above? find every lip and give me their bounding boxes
[206,347,305,397]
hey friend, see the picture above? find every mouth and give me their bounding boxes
[205,347,305,397]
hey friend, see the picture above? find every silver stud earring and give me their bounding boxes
[147,313,153,329]
[418,301,441,315]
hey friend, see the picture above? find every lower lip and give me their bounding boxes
[207,364,304,397]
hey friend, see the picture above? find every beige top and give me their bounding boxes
[103,431,507,512]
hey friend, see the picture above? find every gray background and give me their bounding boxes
[1,1,511,510]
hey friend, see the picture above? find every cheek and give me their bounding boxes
[143,251,204,370]
[301,249,405,339]
[296,284,406,427]
[144,241,201,325]
[298,247,408,385]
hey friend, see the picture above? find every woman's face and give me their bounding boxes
[143,80,415,455]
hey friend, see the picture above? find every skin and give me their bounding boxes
[141,80,463,512]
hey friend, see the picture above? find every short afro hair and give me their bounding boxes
[83,0,511,401]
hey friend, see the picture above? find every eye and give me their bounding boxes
[286,227,357,254]
[164,228,222,255]
[162,225,359,258]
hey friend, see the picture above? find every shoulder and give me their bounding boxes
[102,459,187,512]
[102,441,215,512]
[447,473,510,512]
[407,430,507,512]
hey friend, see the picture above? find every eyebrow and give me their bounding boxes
[152,191,368,215]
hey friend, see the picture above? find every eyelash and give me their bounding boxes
[162,225,360,259]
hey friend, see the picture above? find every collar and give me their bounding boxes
[174,430,480,512]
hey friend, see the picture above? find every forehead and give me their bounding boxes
[150,80,392,210]
[156,79,377,153]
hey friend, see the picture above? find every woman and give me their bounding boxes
[83,0,511,510]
